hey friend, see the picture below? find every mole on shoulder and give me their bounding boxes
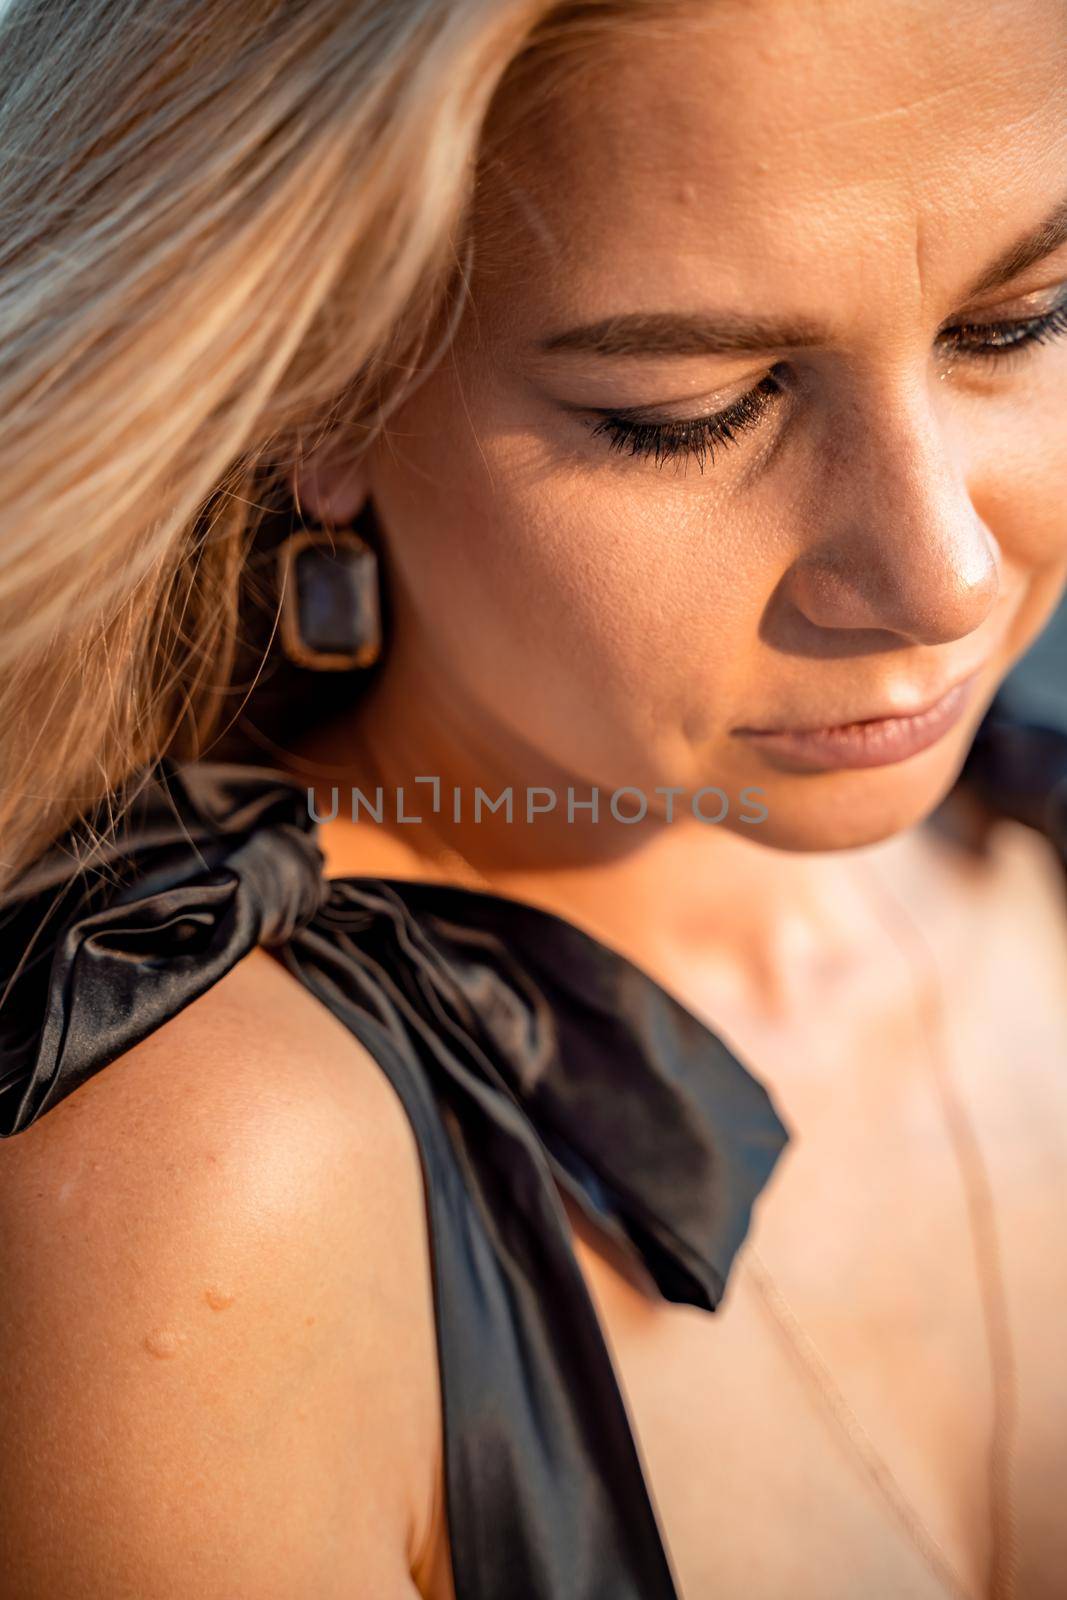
[142,1327,186,1359]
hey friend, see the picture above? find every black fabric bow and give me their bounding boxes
[0,756,788,1308]
[0,763,328,1131]
[0,755,793,1598]
[2,703,1064,1600]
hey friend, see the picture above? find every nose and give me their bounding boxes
[785,382,1001,647]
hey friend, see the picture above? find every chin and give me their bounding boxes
[728,737,976,854]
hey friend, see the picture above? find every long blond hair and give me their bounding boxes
[0,0,673,889]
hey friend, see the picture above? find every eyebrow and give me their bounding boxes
[964,190,1067,296]
[534,190,1067,359]
[535,308,829,358]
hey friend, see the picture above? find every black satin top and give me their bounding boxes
[1,695,1064,1600]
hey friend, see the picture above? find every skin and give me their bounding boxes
[2,1,1066,1596]
[0,951,445,1599]
[291,0,1067,1007]
[289,1,1067,1593]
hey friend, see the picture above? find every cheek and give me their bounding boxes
[368,397,772,768]
[989,468,1067,579]
[970,389,1067,658]
[971,368,1067,573]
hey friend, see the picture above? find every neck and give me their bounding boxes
[278,663,979,1031]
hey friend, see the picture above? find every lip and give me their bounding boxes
[733,668,984,772]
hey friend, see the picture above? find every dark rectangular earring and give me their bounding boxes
[276,524,382,671]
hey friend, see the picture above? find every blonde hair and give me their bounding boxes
[0,0,677,889]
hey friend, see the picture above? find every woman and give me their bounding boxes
[0,0,1065,1595]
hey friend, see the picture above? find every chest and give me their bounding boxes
[568,843,1067,1600]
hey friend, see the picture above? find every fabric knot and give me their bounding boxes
[0,759,328,1135]
[234,822,330,946]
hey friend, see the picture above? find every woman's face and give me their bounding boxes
[359,0,1067,852]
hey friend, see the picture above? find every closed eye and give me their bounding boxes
[587,370,785,472]
[585,288,1067,471]
[937,289,1067,366]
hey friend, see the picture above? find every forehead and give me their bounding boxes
[475,0,1067,326]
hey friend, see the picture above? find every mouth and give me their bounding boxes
[732,667,985,772]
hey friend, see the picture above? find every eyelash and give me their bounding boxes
[590,373,784,472]
[589,294,1067,471]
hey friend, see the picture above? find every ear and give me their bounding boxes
[290,440,369,526]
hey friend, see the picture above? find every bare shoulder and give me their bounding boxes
[958,808,1067,985]
[922,791,1067,944]
[0,947,438,1599]
[985,811,1067,929]
[931,806,1067,1130]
